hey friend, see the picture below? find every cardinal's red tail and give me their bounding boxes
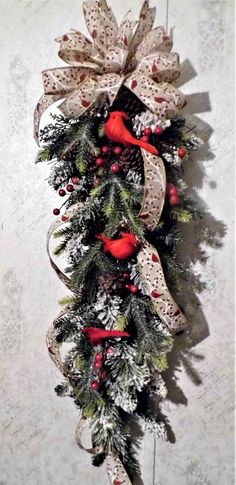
[134,139,159,155]
[96,233,110,251]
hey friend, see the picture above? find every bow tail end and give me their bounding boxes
[34,93,66,145]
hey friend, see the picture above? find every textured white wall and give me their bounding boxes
[0,1,234,484]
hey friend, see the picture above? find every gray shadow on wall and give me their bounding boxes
[112,60,226,484]
[147,61,226,451]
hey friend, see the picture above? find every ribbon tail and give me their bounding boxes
[75,417,103,454]
[137,242,187,334]
[46,203,82,292]
[46,315,67,376]
[107,451,133,485]
[47,218,73,291]
[138,149,187,334]
[34,93,66,145]
[139,149,166,229]
[75,418,132,484]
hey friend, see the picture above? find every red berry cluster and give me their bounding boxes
[53,177,79,216]
[141,125,165,143]
[123,272,139,294]
[94,145,123,185]
[168,184,181,206]
[90,350,111,391]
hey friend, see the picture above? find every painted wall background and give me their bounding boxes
[0,1,234,484]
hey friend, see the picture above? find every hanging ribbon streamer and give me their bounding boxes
[46,203,81,292]
[137,242,187,333]
[139,149,166,229]
[138,148,187,333]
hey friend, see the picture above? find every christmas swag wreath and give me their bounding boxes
[35,1,204,483]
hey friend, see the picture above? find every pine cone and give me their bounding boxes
[99,273,124,293]
[120,146,144,175]
[113,86,144,118]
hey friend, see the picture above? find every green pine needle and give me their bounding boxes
[172,208,193,223]
[116,314,128,331]
[58,295,76,306]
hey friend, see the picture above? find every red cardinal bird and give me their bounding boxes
[82,327,130,346]
[104,111,158,155]
[97,231,138,260]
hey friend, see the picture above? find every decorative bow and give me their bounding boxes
[34,0,186,143]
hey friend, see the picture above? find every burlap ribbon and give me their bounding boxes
[138,149,187,333]
[34,0,185,143]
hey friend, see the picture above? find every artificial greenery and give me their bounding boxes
[37,86,204,479]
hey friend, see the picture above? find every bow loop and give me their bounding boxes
[83,0,109,54]
[42,67,93,95]
[116,12,139,49]
[103,46,129,73]
[100,7,119,45]
[129,0,156,54]
[58,76,99,118]
[136,52,180,83]
[135,26,173,61]
[124,74,185,119]
[34,0,186,145]
[56,31,104,67]
[95,73,124,104]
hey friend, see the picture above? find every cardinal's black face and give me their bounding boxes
[109,111,129,121]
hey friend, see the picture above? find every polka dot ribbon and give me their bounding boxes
[34,0,186,144]
[138,149,187,334]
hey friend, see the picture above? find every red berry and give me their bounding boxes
[95,353,103,363]
[72,176,79,185]
[106,347,114,355]
[141,135,149,142]
[66,184,74,192]
[99,370,107,380]
[155,126,164,135]
[168,184,178,196]
[125,284,131,289]
[178,147,187,158]
[130,285,138,294]
[102,146,109,154]
[111,163,120,174]
[91,381,100,391]
[53,208,60,216]
[94,178,101,186]
[170,194,181,205]
[61,214,69,222]
[94,361,103,370]
[63,35,69,41]
[59,189,66,197]
[123,272,130,279]
[114,146,122,155]
[95,157,104,167]
[144,127,152,136]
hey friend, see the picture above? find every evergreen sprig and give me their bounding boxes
[40,86,205,474]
